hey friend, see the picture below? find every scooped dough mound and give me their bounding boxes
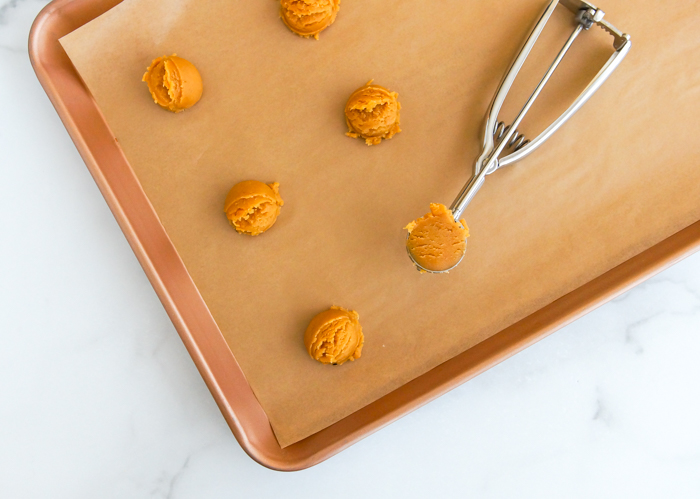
[304,306,364,365]
[405,203,470,272]
[345,80,402,146]
[142,55,203,113]
[224,180,284,236]
[280,0,340,39]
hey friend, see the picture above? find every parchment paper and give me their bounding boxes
[60,0,700,447]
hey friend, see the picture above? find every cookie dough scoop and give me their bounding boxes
[406,0,631,273]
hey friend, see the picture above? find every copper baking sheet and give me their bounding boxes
[30,0,700,470]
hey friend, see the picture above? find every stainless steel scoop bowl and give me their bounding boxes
[406,0,631,273]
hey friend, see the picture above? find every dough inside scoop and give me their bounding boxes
[405,203,469,272]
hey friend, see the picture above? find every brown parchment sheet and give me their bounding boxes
[60,0,700,447]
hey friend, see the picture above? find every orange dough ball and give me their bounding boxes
[142,55,203,113]
[224,180,284,236]
[304,306,364,365]
[280,0,340,39]
[345,80,402,146]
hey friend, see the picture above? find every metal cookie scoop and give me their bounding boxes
[407,0,631,274]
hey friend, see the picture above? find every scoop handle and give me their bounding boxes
[449,163,489,221]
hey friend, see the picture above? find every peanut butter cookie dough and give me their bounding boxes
[345,81,402,146]
[304,306,363,365]
[280,0,340,39]
[224,180,284,236]
[142,55,203,113]
[405,203,469,272]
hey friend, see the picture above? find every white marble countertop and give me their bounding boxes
[3,1,700,497]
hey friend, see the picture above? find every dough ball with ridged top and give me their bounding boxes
[345,81,402,146]
[142,55,203,113]
[280,0,340,39]
[304,306,364,365]
[224,180,284,236]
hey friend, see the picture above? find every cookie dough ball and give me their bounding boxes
[280,0,340,39]
[142,55,203,113]
[304,306,364,365]
[405,203,470,272]
[345,81,402,146]
[224,180,284,236]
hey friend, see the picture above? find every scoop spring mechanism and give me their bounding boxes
[494,121,529,152]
